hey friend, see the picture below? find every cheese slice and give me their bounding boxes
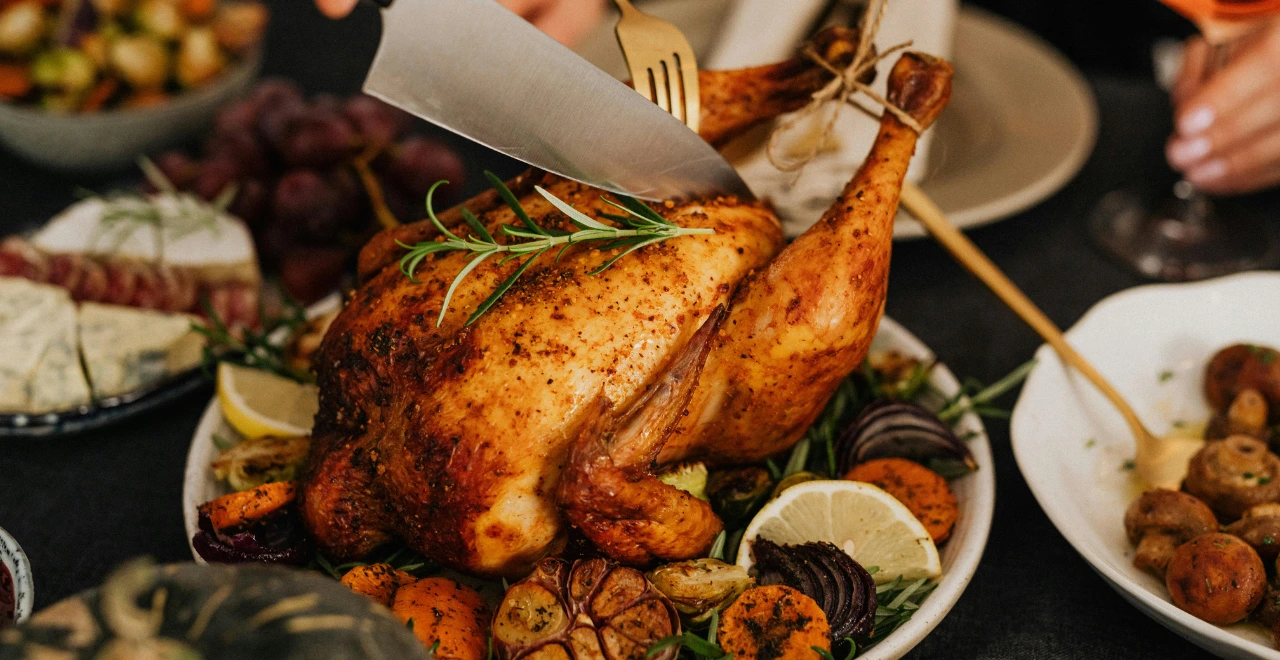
[78,303,204,399]
[27,301,91,414]
[0,277,72,413]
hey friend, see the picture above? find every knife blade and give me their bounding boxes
[363,0,753,201]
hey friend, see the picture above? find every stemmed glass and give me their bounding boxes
[1089,0,1280,281]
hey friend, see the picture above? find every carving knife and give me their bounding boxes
[361,0,753,201]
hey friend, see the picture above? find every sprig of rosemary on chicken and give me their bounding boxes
[397,172,715,327]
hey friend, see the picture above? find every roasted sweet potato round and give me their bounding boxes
[392,578,490,660]
[1165,533,1266,625]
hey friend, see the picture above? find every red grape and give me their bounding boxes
[344,95,411,147]
[151,151,198,191]
[251,78,304,110]
[192,155,243,201]
[256,98,308,152]
[278,108,358,169]
[228,177,269,229]
[279,245,348,304]
[272,169,342,240]
[387,135,465,203]
[208,128,271,178]
[214,99,259,138]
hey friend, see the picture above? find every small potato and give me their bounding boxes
[392,577,490,660]
[1165,533,1266,625]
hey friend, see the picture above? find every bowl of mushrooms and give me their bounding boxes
[1011,271,1280,659]
[0,0,266,171]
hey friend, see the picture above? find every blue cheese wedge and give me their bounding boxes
[0,277,72,413]
[78,303,204,399]
[27,301,92,414]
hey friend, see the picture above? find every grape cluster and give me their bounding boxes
[152,78,465,302]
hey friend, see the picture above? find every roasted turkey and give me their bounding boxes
[301,28,954,577]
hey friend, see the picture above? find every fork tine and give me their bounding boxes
[673,49,700,133]
[652,61,672,115]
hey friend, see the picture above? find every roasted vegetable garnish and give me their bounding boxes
[836,400,975,479]
[493,558,681,660]
[646,559,753,627]
[201,481,297,531]
[340,563,416,608]
[392,578,490,659]
[845,458,959,543]
[192,482,308,565]
[212,435,310,491]
[707,467,774,527]
[657,462,710,501]
[750,539,876,645]
[718,585,830,660]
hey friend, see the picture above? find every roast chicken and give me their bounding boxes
[301,28,954,577]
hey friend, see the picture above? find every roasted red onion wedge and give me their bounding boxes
[191,506,309,566]
[750,539,876,644]
[836,399,976,477]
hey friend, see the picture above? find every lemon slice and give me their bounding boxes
[217,362,319,439]
[736,480,941,584]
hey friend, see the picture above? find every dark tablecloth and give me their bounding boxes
[0,4,1274,658]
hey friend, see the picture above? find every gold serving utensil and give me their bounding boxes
[612,0,701,133]
[899,182,1205,490]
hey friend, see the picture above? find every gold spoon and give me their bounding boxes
[899,182,1205,490]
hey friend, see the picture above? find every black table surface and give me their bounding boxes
[1,4,1276,658]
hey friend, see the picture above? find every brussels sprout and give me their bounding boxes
[646,559,753,627]
[770,470,824,499]
[109,35,169,89]
[31,48,97,94]
[134,0,186,41]
[176,27,224,88]
[706,467,773,526]
[657,461,708,501]
[211,435,310,491]
[0,1,45,56]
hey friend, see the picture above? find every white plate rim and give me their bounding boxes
[0,525,34,624]
[1010,271,1280,659]
[182,314,995,660]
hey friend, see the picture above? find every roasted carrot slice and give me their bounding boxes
[80,78,118,113]
[0,64,32,99]
[719,585,830,660]
[391,577,490,659]
[340,563,417,608]
[845,457,958,543]
[200,481,296,531]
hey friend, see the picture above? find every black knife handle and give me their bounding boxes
[361,0,392,8]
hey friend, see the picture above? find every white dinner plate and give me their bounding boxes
[182,314,995,660]
[1011,272,1280,659]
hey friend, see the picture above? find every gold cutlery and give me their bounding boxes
[611,0,701,133]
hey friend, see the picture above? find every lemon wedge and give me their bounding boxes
[217,362,319,440]
[736,480,941,584]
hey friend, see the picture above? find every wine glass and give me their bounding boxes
[1089,0,1280,281]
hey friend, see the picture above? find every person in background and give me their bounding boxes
[314,0,606,48]
[317,0,1280,196]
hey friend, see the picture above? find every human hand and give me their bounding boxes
[1166,21,1280,195]
[315,0,606,48]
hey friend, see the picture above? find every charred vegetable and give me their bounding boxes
[646,559,753,627]
[835,400,975,478]
[718,585,830,660]
[750,539,876,644]
[706,467,773,526]
[0,559,430,659]
[392,578,490,660]
[493,558,681,660]
[658,462,709,501]
[192,483,308,565]
[212,435,310,491]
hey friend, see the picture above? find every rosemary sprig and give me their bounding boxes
[398,173,715,327]
[647,610,729,660]
[863,575,936,649]
[935,358,1037,423]
[193,295,312,383]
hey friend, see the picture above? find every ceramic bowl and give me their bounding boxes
[0,51,260,173]
[1012,271,1280,659]
[0,525,34,625]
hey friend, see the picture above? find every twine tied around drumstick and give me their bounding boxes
[766,0,924,175]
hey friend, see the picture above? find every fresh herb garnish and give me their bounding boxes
[1247,345,1277,364]
[1159,370,1174,383]
[1085,438,1096,449]
[193,294,312,383]
[708,530,727,561]
[1122,460,1136,471]
[312,544,440,580]
[814,639,858,660]
[864,576,935,648]
[936,359,1036,423]
[398,173,714,327]
[647,610,729,659]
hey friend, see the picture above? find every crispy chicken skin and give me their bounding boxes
[301,33,954,576]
